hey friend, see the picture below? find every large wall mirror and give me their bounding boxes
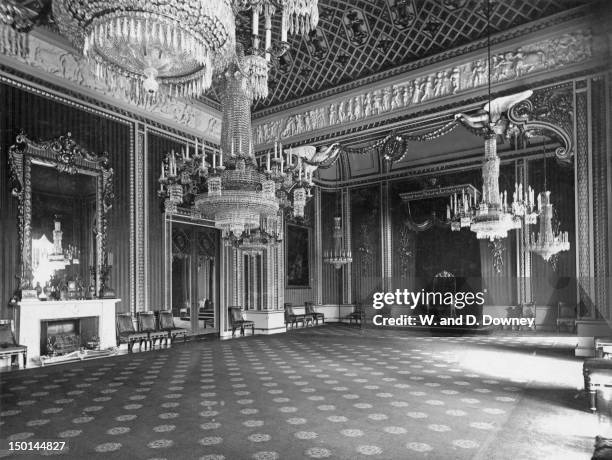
[8,132,114,299]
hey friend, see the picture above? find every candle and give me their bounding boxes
[220,148,224,166]
[289,147,292,165]
[252,8,259,36]
[446,205,451,220]
[280,154,284,173]
[161,162,165,178]
[281,11,287,42]
[213,152,216,169]
[265,13,272,61]
[201,152,206,170]
[231,139,234,156]
[274,141,278,159]
[267,152,271,171]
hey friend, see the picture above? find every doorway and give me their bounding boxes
[170,223,220,336]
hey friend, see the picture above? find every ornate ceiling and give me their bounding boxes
[249,0,589,112]
[16,0,592,115]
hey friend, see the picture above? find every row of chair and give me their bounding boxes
[116,311,187,352]
[284,302,325,328]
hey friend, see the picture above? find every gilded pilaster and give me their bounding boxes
[342,188,352,305]
[314,188,323,305]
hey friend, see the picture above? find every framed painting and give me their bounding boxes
[286,224,310,288]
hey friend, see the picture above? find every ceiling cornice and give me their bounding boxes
[252,5,594,119]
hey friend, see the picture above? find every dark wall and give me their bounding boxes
[351,185,382,304]
[0,83,133,316]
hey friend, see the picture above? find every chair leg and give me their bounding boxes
[251,324,255,335]
[23,352,27,368]
[232,327,237,337]
[240,326,245,336]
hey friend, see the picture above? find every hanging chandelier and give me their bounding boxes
[158,58,337,247]
[52,0,236,98]
[450,0,535,241]
[323,216,352,270]
[528,153,570,261]
[528,191,570,261]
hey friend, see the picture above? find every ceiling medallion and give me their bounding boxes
[52,0,236,98]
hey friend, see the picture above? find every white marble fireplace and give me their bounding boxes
[14,299,120,365]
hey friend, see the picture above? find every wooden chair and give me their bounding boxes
[137,311,169,349]
[345,303,365,326]
[305,302,324,325]
[116,313,149,352]
[229,306,255,337]
[0,320,27,368]
[284,303,312,328]
[158,310,188,344]
[556,302,576,332]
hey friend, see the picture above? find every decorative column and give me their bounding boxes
[134,124,146,312]
[574,79,595,319]
[575,76,612,355]
[314,188,323,305]
[342,187,352,305]
[381,181,392,292]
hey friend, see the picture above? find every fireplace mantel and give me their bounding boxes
[14,299,120,365]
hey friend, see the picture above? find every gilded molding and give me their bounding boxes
[0,26,221,140]
[135,130,146,312]
[8,132,114,295]
[254,29,592,146]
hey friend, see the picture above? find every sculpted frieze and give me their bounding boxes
[0,28,222,139]
[254,29,591,145]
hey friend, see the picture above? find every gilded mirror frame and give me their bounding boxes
[8,132,114,297]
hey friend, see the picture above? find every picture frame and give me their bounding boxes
[285,224,310,288]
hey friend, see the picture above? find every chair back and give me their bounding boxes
[285,304,296,316]
[159,310,175,329]
[116,313,136,334]
[228,306,243,325]
[304,302,315,314]
[558,302,575,318]
[137,311,157,332]
[0,320,16,346]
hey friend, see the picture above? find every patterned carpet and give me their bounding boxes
[0,326,601,460]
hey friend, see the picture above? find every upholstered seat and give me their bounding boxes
[0,320,27,368]
[284,303,312,328]
[137,311,169,349]
[159,310,188,344]
[116,313,149,352]
[229,306,255,337]
[344,303,365,326]
[305,302,324,325]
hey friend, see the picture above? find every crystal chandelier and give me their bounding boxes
[52,0,236,98]
[159,60,326,247]
[323,216,352,270]
[234,0,319,101]
[528,154,570,261]
[528,191,570,261]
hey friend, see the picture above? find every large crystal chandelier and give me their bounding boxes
[157,58,323,247]
[468,133,522,240]
[234,0,319,102]
[52,0,235,98]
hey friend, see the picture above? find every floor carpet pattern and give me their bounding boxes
[0,326,602,460]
